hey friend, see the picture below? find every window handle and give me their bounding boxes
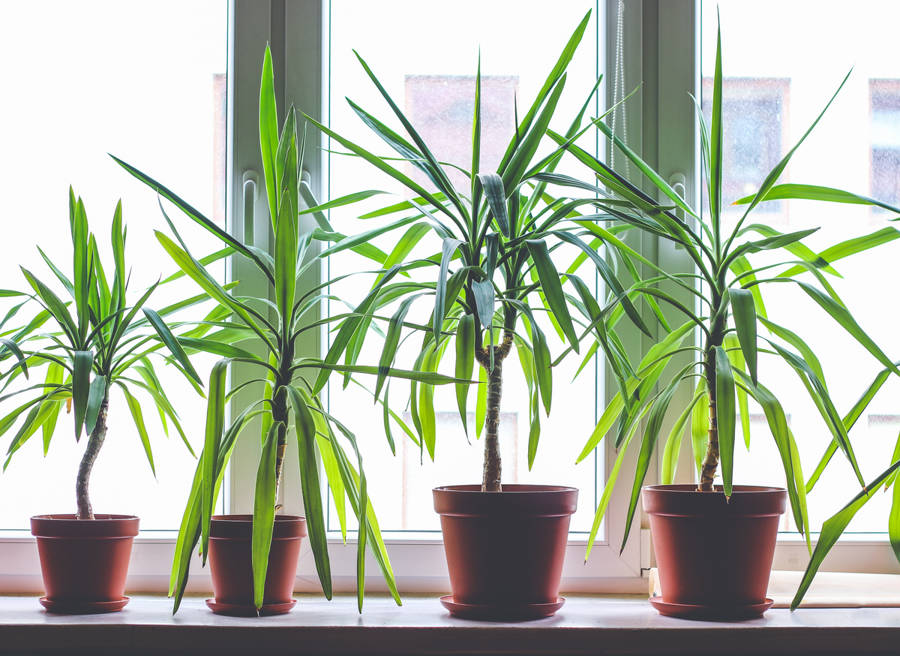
[669,173,687,206]
[242,170,258,246]
[668,173,688,250]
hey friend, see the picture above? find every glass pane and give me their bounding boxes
[0,1,227,530]
[326,0,602,535]
[701,0,900,533]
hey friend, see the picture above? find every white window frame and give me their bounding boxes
[2,0,895,597]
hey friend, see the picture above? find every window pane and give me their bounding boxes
[701,0,900,533]
[0,1,227,530]
[326,0,602,535]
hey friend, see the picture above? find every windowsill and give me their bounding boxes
[3,595,900,655]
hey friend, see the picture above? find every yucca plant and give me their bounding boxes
[0,189,209,519]
[562,17,900,602]
[302,11,650,491]
[113,46,466,613]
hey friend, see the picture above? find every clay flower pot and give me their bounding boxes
[31,514,139,614]
[205,514,306,616]
[643,484,786,620]
[433,484,577,620]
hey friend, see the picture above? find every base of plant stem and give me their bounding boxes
[440,595,565,621]
[649,595,773,620]
[205,598,297,617]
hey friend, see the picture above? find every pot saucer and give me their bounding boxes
[39,596,129,614]
[440,595,565,621]
[649,595,773,620]
[205,598,297,617]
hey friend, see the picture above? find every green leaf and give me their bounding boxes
[111,156,273,284]
[477,173,510,236]
[300,189,387,214]
[259,45,279,224]
[735,183,900,214]
[791,460,900,610]
[530,319,552,416]
[661,388,704,485]
[715,346,736,498]
[200,360,229,563]
[781,226,900,278]
[40,362,65,454]
[622,376,681,552]
[475,363,488,439]
[0,338,29,380]
[287,387,332,599]
[737,375,808,536]
[796,280,900,377]
[143,308,202,386]
[155,232,272,349]
[455,314,475,437]
[471,279,494,331]
[122,384,154,477]
[730,289,757,384]
[72,351,93,441]
[691,382,710,477]
[434,238,463,343]
[84,375,108,435]
[709,15,724,234]
[736,69,852,222]
[252,421,280,610]
[177,336,256,360]
[274,188,298,326]
[21,268,78,345]
[304,114,456,224]
[526,240,579,352]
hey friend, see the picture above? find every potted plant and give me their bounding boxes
[562,16,900,619]
[113,46,465,616]
[301,10,651,621]
[0,189,212,613]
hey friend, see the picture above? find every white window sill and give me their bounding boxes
[2,594,900,655]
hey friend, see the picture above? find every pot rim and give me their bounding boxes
[643,484,787,494]
[209,514,307,539]
[433,484,578,517]
[210,514,306,523]
[30,514,140,521]
[433,484,578,494]
[30,514,140,539]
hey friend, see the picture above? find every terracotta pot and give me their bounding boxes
[30,514,139,614]
[433,484,577,620]
[643,484,786,619]
[206,514,306,616]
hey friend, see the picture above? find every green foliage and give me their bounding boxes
[0,191,210,503]
[568,14,900,606]
[113,45,469,613]
[300,9,651,488]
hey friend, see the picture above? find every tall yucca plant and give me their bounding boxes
[565,16,900,586]
[301,10,651,491]
[114,46,463,613]
[0,190,207,519]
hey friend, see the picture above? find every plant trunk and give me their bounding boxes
[481,358,504,492]
[476,321,515,493]
[698,293,727,492]
[76,395,109,520]
[272,386,290,505]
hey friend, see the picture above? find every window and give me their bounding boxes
[0,0,227,532]
[702,0,900,539]
[2,0,897,596]
[871,79,900,208]
[701,78,789,213]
